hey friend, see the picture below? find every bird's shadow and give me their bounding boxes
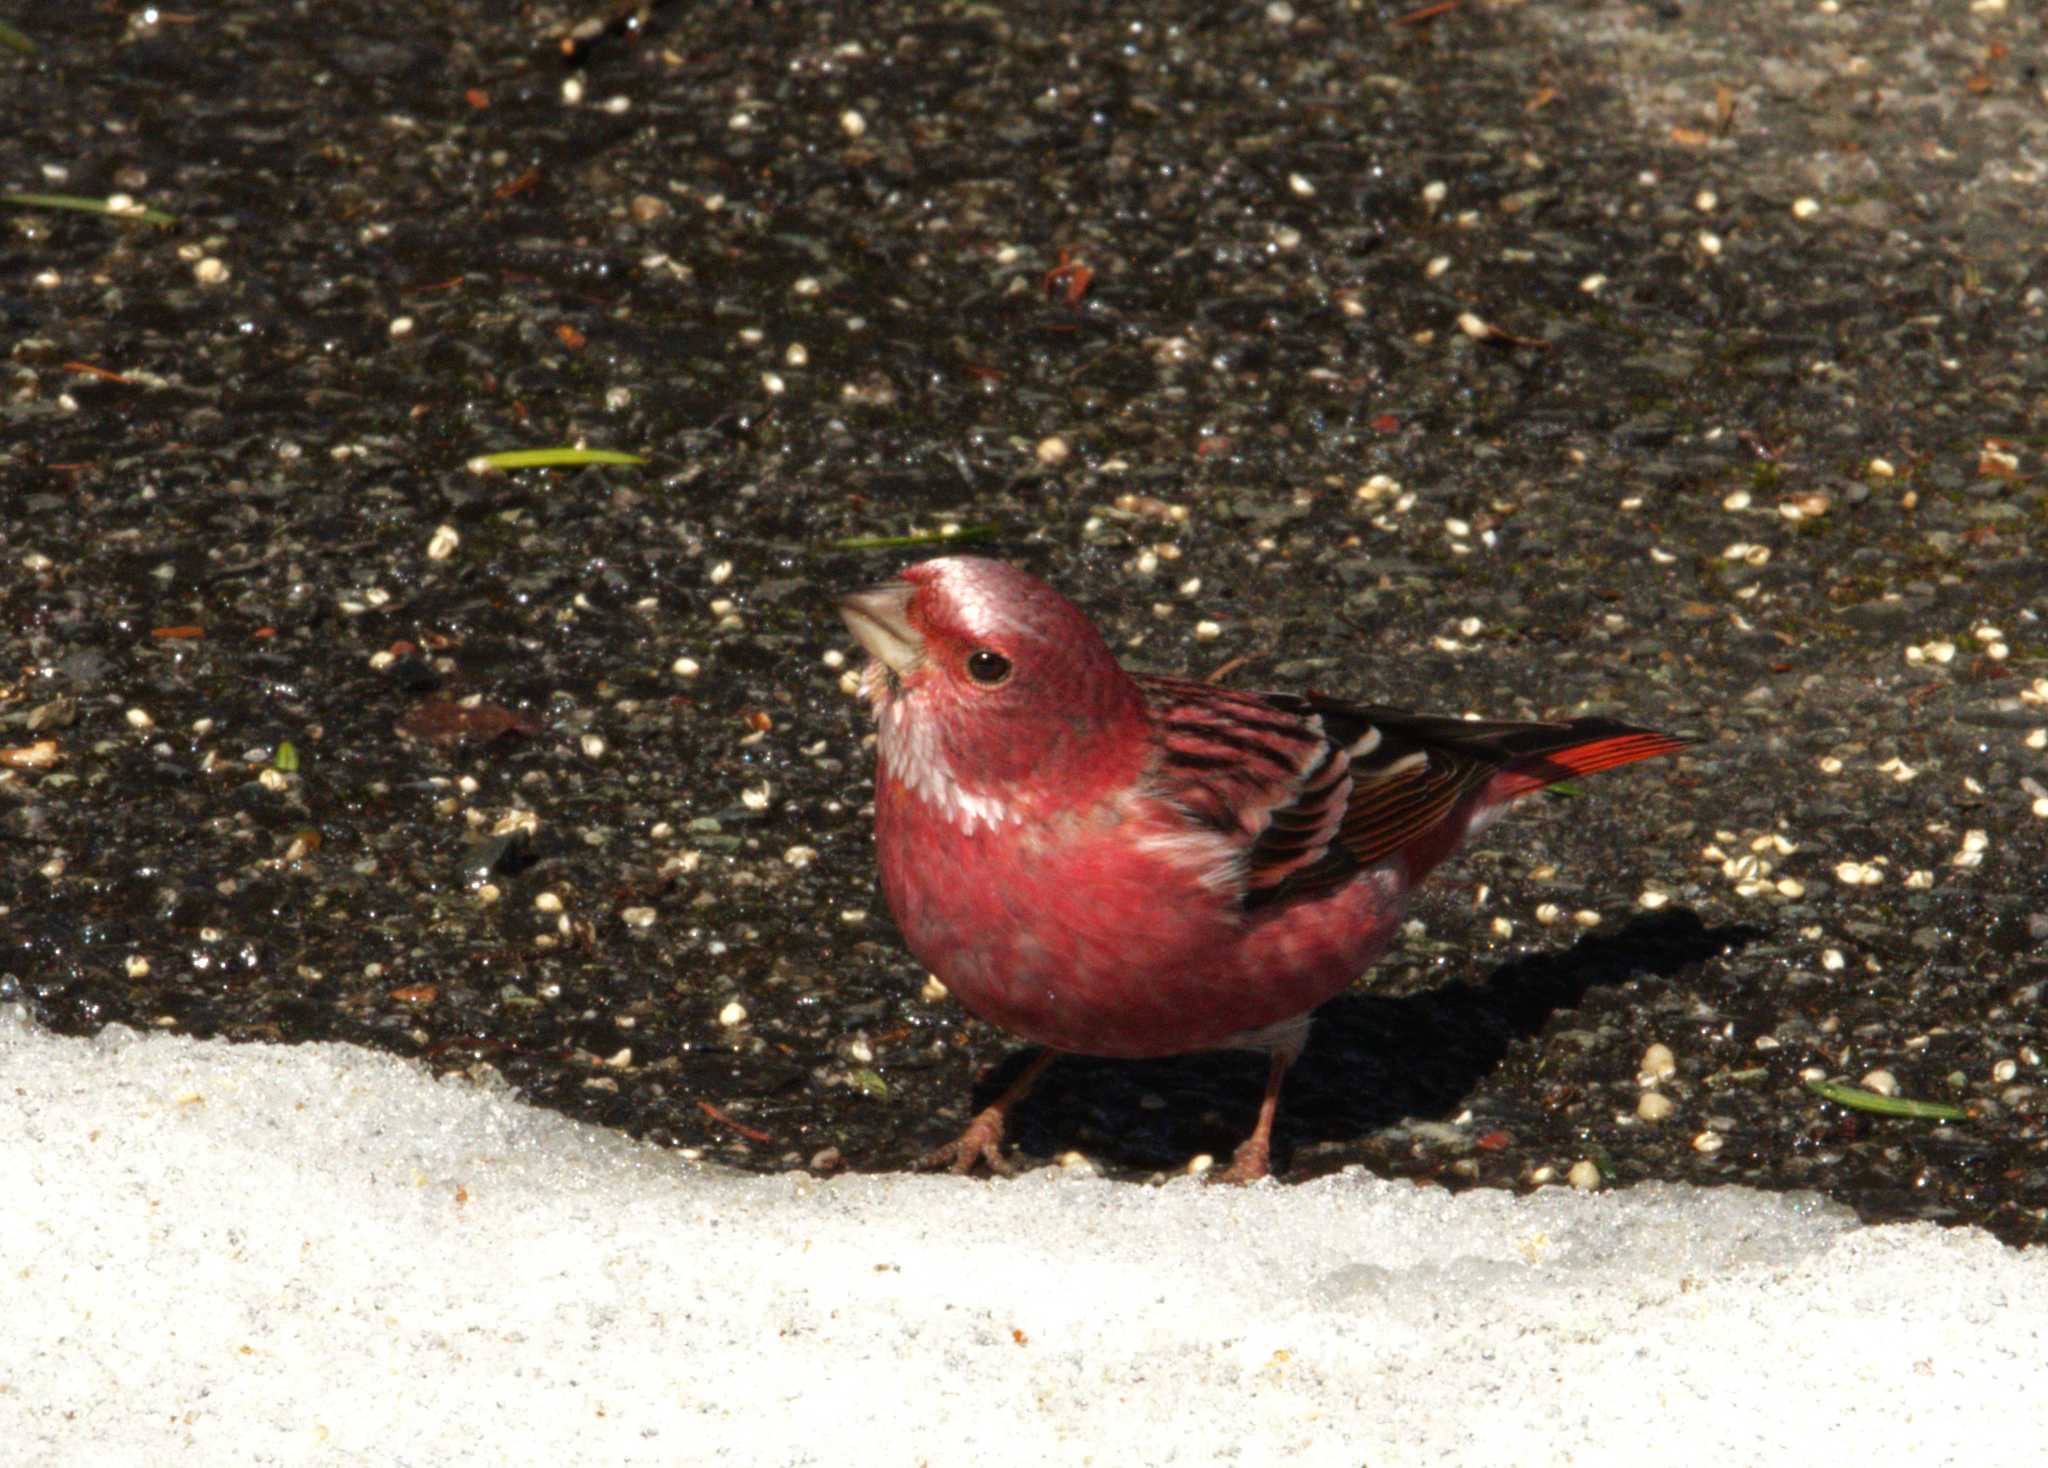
[979,908,1762,1176]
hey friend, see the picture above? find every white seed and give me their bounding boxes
[1821,948,1845,971]
[1640,1043,1677,1083]
[621,907,657,929]
[1867,457,1894,477]
[783,845,818,868]
[1951,829,1988,868]
[1791,197,1821,220]
[1818,755,1844,774]
[125,955,151,978]
[125,707,155,729]
[534,891,563,913]
[1535,903,1562,926]
[1637,1092,1675,1122]
[920,974,950,1003]
[1572,909,1602,928]
[1490,916,1514,938]
[718,1001,748,1027]
[1288,172,1315,198]
[672,656,701,679]
[1035,435,1071,466]
[193,257,230,286]
[1698,230,1722,257]
[741,783,772,811]
[1776,877,1806,898]
[1579,273,1608,294]
[839,108,867,138]
[1692,1131,1724,1154]
[1638,889,1669,910]
[426,524,460,560]
[1904,868,1935,888]
[580,733,606,759]
[1193,620,1222,641]
[1860,1069,1900,1097]
[1567,1160,1602,1191]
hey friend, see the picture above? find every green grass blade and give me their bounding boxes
[468,448,647,470]
[834,524,999,550]
[1,191,177,225]
[1804,1077,1967,1122]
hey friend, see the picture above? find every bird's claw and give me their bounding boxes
[914,1106,1015,1176]
[1207,1134,1273,1186]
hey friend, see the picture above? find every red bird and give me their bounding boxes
[839,556,1686,1182]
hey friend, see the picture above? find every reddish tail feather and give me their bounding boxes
[1488,728,1692,801]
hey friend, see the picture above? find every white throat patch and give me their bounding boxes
[880,699,1016,836]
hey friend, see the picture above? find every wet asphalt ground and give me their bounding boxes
[2,1,2045,1242]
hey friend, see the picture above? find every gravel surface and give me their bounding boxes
[3,1,2044,1242]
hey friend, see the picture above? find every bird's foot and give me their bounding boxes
[1208,1133,1273,1186]
[913,1104,1016,1176]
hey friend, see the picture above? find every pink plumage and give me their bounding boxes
[840,556,1687,1182]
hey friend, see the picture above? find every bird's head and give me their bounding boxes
[838,556,1148,827]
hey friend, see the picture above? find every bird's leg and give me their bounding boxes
[915,1049,1058,1176]
[1214,1047,1294,1185]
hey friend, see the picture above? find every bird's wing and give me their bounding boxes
[1139,676,1686,910]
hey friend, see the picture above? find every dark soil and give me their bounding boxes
[3,1,2044,1242]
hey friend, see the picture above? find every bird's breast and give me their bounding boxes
[870,774,1407,1058]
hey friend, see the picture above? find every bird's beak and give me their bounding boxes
[837,580,924,677]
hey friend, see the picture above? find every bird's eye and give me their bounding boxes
[964,649,1012,686]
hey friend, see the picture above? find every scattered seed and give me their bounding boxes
[1567,1160,1602,1191]
[1637,1092,1675,1122]
[1640,1043,1677,1083]
[718,1001,747,1027]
